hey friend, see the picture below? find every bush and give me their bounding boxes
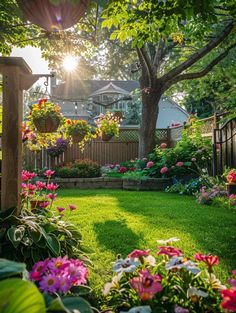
[55,159,101,178]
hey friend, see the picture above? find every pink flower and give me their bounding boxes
[176,161,184,167]
[119,166,127,173]
[128,249,150,259]
[146,161,154,168]
[44,170,55,177]
[69,204,76,211]
[39,274,59,293]
[21,183,27,189]
[47,183,59,191]
[39,202,50,208]
[194,253,219,270]
[48,256,69,272]
[130,269,162,301]
[157,246,183,257]
[227,170,236,184]
[36,181,46,189]
[31,260,48,279]
[221,289,236,311]
[21,170,37,181]
[160,143,167,149]
[47,193,57,200]
[160,166,168,174]
[57,207,65,213]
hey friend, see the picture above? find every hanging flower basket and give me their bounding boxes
[72,133,86,144]
[33,116,61,133]
[102,133,113,142]
[17,0,90,32]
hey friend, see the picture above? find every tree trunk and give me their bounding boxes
[138,90,162,158]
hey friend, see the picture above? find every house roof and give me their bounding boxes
[52,80,139,100]
[90,82,130,96]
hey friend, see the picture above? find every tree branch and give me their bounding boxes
[153,38,165,74]
[160,20,234,83]
[163,42,236,89]
[136,47,155,87]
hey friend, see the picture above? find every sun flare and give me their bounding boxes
[62,55,78,72]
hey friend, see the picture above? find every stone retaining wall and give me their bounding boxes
[51,177,172,191]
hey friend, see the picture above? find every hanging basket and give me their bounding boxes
[33,116,60,133]
[102,133,113,142]
[71,133,86,144]
[227,183,236,195]
[17,0,90,32]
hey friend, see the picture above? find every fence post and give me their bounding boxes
[167,126,171,146]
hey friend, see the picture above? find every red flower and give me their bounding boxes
[44,170,55,178]
[160,143,167,149]
[38,98,47,105]
[221,289,236,311]
[68,204,76,211]
[194,253,219,268]
[130,167,136,172]
[128,249,150,259]
[119,166,127,173]
[227,170,236,184]
[157,246,183,257]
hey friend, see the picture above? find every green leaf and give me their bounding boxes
[70,285,92,296]
[61,297,93,313]
[0,278,46,313]
[46,233,61,255]
[47,297,69,313]
[28,228,42,243]
[7,226,25,248]
[0,259,26,279]
[0,207,16,222]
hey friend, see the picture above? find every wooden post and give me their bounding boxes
[0,57,40,213]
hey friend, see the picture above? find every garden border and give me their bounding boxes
[50,177,172,191]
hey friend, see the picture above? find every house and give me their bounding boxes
[51,79,189,128]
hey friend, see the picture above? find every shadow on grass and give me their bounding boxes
[93,219,141,256]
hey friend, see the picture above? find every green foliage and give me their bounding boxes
[55,159,101,178]
[0,207,89,269]
[0,278,46,313]
[65,119,91,137]
[95,112,120,137]
[0,258,26,280]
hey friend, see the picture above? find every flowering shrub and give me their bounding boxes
[196,185,227,205]
[55,159,101,178]
[95,112,120,137]
[102,238,226,313]
[30,256,88,294]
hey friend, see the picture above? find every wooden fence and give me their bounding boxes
[24,126,184,168]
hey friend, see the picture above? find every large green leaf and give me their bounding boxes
[62,297,93,313]
[46,233,61,255]
[0,278,46,313]
[0,259,26,279]
[7,226,25,248]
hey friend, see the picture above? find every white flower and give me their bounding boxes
[205,272,226,290]
[120,306,152,313]
[156,237,180,245]
[112,258,140,273]
[165,257,200,274]
[103,272,123,296]
[144,255,156,266]
[187,287,208,299]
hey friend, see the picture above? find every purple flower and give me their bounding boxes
[39,273,59,293]
[57,207,65,213]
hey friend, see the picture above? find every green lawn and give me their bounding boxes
[57,189,236,292]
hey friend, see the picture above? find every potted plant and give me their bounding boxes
[226,169,236,195]
[95,112,120,141]
[29,99,64,133]
[66,119,91,143]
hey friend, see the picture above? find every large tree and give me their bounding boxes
[102,0,236,157]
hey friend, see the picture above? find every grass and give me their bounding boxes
[57,189,236,292]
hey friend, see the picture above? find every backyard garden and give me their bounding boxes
[0,0,236,313]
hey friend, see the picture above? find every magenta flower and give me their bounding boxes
[21,183,27,189]
[160,167,168,174]
[44,170,55,177]
[21,170,37,181]
[30,260,48,279]
[221,289,236,311]
[39,202,50,208]
[176,161,184,167]
[47,193,57,200]
[157,246,183,257]
[68,204,77,211]
[130,269,162,301]
[57,207,65,213]
[47,183,59,191]
[128,249,150,259]
[160,143,167,149]
[48,256,69,272]
[58,275,71,293]
[194,253,219,268]
[39,273,59,293]
[28,183,37,191]
[36,181,46,189]
[146,161,154,168]
[119,166,127,173]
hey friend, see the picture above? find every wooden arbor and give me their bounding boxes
[0,57,46,212]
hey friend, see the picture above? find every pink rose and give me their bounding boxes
[176,161,184,167]
[160,143,167,149]
[146,161,154,168]
[160,167,168,174]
